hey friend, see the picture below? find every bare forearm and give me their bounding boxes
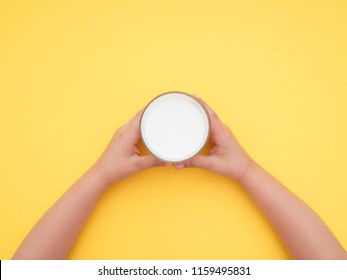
[12,109,158,259]
[238,161,346,259]
[12,166,110,259]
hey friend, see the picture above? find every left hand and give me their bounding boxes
[93,109,165,185]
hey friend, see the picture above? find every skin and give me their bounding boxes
[12,110,164,260]
[180,98,347,260]
[12,99,347,260]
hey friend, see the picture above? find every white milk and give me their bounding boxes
[140,92,210,162]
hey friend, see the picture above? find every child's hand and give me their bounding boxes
[93,110,164,185]
[176,98,253,181]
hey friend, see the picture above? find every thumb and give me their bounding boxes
[193,155,214,170]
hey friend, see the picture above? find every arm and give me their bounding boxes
[178,98,347,260]
[12,110,162,259]
[238,161,346,259]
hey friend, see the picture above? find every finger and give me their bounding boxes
[135,154,168,170]
[175,162,185,170]
[196,99,229,144]
[192,95,218,120]
[175,155,213,171]
[129,108,144,130]
[124,108,145,145]
[191,155,214,170]
[135,154,156,170]
[210,146,218,155]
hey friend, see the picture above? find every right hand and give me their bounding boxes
[175,98,254,181]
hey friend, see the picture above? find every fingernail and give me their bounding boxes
[175,163,185,170]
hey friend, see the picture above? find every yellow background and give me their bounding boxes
[1,0,346,259]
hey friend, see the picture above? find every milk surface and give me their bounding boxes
[141,93,210,162]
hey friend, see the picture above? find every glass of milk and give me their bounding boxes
[140,91,210,163]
